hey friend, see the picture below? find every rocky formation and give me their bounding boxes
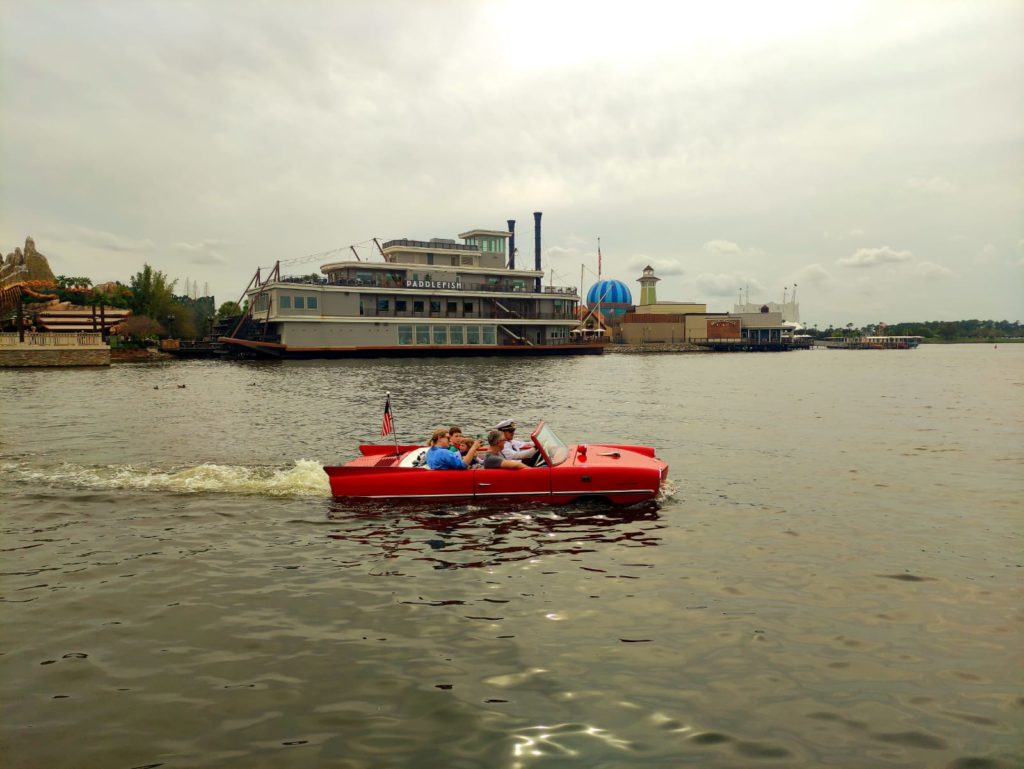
[1,237,57,288]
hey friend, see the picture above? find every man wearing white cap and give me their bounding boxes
[494,419,538,463]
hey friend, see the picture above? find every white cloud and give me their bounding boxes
[837,246,914,268]
[793,263,831,287]
[624,255,685,276]
[915,261,954,278]
[703,239,742,256]
[695,273,764,297]
[175,240,228,265]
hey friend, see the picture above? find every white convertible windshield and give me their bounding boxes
[534,423,569,466]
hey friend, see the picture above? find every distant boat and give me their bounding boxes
[815,336,922,350]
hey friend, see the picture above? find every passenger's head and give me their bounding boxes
[486,429,502,449]
[429,427,450,447]
[449,426,463,442]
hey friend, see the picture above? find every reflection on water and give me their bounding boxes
[326,503,664,570]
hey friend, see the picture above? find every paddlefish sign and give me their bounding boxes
[405,280,463,290]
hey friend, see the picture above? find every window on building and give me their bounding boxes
[427,253,434,265]
[395,299,407,312]
[450,326,464,344]
[398,326,413,345]
[307,296,317,309]
[446,301,457,314]
[466,326,479,344]
[279,295,291,309]
[414,300,424,313]
[416,325,430,344]
[482,326,496,345]
[463,301,474,313]
[433,326,447,345]
[294,296,305,309]
[377,298,389,312]
[430,300,441,313]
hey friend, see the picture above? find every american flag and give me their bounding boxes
[381,394,394,438]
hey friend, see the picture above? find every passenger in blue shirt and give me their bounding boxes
[426,427,481,470]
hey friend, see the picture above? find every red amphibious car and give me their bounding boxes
[324,421,668,506]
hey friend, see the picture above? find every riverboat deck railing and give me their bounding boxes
[0,332,106,347]
[276,274,578,295]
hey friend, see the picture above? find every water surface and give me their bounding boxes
[2,345,1021,768]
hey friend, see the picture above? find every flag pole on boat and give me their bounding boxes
[381,392,400,456]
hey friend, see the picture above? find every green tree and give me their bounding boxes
[216,300,243,320]
[55,275,93,290]
[129,265,177,321]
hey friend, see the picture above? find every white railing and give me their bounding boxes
[0,332,105,347]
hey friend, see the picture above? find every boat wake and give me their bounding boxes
[2,458,331,497]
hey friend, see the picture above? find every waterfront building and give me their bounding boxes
[221,214,600,359]
[734,285,801,324]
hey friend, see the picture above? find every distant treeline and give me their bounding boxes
[812,319,1022,341]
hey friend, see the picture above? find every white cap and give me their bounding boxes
[494,419,516,430]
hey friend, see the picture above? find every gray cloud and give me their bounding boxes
[1,0,1021,325]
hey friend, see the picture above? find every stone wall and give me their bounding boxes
[0,348,110,367]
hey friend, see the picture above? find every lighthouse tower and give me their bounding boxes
[638,265,660,306]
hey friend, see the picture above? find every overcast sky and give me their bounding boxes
[2,0,1021,326]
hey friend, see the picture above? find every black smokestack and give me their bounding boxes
[533,211,542,292]
[507,219,515,269]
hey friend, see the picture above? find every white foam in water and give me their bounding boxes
[9,458,331,497]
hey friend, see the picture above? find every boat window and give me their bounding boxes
[427,254,434,265]
[466,326,480,344]
[416,325,430,344]
[279,295,292,309]
[463,301,474,313]
[433,326,447,345]
[253,294,268,312]
[450,326,463,344]
[307,296,317,309]
[398,326,413,345]
[395,300,407,312]
[482,326,496,345]
[294,296,305,309]
[430,300,441,313]
[377,298,389,312]
[414,300,424,313]
[534,423,570,467]
[446,301,457,314]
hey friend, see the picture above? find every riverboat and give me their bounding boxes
[815,336,923,350]
[324,421,669,507]
[219,213,603,359]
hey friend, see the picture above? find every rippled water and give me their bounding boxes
[2,346,1021,768]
